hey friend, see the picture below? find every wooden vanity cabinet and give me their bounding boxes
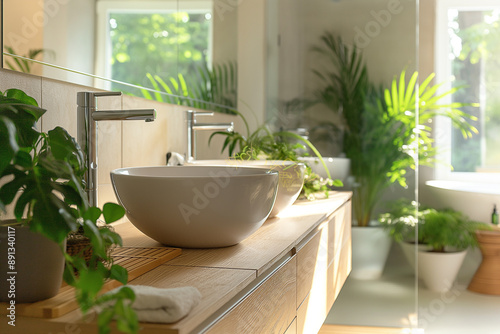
[204,199,352,334]
[2,192,351,334]
[205,257,297,334]
[295,201,351,334]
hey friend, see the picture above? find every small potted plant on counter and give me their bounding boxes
[0,88,138,333]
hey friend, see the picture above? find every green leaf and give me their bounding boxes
[332,179,344,187]
[63,263,77,286]
[110,264,128,285]
[0,116,18,174]
[4,88,39,107]
[84,207,102,223]
[14,150,32,168]
[102,202,125,224]
[31,196,72,243]
[47,126,85,174]
[0,171,27,207]
[97,308,114,334]
[83,220,106,258]
[117,286,136,301]
[77,269,105,298]
[100,227,123,247]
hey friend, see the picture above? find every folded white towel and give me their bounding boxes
[108,285,202,323]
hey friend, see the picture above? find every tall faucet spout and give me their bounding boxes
[185,109,234,161]
[193,123,234,132]
[77,91,156,207]
[92,109,156,122]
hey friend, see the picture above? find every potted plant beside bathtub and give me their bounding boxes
[381,201,491,292]
[0,89,138,333]
[311,32,478,279]
[416,208,492,292]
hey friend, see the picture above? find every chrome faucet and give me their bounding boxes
[77,91,156,207]
[186,110,234,162]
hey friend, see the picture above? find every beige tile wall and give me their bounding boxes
[0,68,240,215]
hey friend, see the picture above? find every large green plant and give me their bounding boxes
[313,33,478,227]
[0,89,138,334]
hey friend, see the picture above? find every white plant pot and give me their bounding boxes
[298,157,351,182]
[399,241,432,271]
[351,226,392,280]
[418,249,467,292]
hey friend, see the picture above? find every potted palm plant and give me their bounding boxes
[0,88,138,333]
[312,32,478,279]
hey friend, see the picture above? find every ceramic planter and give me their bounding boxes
[417,249,467,292]
[399,241,432,271]
[351,226,392,279]
[0,224,65,303]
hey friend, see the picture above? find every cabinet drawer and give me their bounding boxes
[284,318,297,334]
[328,201,351,266]
[297,240,351,334]
[206,257,296,334]
[296,226,328,307]
[296,200,351,307]
[326,238,352,310]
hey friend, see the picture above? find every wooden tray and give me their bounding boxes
[0,246,181,319]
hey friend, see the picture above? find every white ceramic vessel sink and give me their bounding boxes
[111,166,279,248]
[299,157,350,182]
[187,160,305,217]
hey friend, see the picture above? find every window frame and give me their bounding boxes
[434,0,500,183]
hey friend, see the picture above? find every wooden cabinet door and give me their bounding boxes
[206,257,296,334]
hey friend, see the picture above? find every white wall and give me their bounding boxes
[237,0,267,132]
[42,0,96,86]
[212,0,238,64]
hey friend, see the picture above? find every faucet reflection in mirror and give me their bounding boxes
[186,109,234,162]
[77,91,156,207]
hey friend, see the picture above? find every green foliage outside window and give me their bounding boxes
[109,12,210,96]
[450,10,500,171]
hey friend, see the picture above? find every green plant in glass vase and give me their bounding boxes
[0,89,138,334]
[312,32,478,227]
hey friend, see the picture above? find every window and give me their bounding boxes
[435,0,500,182]
[96,1,212,95]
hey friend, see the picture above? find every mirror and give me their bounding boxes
[2,0,238,113]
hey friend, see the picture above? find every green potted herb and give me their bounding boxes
[0,89,138,333]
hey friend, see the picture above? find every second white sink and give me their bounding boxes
[187,160,305,217]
